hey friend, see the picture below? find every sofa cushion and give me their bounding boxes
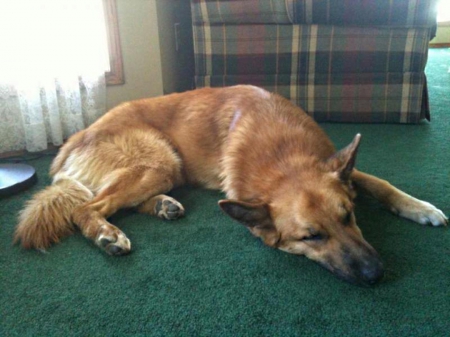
[193,24,431,76]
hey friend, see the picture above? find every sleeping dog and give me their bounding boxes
[15,85,448,285]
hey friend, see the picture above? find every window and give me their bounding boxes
[437,0,450,24]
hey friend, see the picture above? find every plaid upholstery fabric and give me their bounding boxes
[193,24,431,123]
[290,0,438,27]
[191,0,438,27]
[194,25,430,76]
[191,0,437,123]
[196,73,426,123]
[191,0,292,24]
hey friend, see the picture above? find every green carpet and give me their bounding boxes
[1,49,449,337]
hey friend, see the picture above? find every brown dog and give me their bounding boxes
[14,85,448,285]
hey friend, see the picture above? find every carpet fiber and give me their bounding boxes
[1,49,449,336]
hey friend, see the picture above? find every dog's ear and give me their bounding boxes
[218,199,272,229]
[327,133,361,181]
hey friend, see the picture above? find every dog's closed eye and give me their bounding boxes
[302,233,324,241]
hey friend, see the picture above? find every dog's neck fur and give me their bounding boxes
[221,96,336,203]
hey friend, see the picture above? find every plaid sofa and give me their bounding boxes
[191,0,438,123]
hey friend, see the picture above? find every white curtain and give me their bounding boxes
[0,0,110,153]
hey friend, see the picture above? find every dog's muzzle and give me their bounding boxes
[322,240,385,286]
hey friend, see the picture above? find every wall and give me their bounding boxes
[430,24,450,44]
[106,0,164,110]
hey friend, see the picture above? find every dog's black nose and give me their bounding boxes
[361,262,384,285]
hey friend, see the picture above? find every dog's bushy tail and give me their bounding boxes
[14,179,93,250]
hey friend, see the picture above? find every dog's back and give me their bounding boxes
[51,85,286,188]
[51,85,331,190]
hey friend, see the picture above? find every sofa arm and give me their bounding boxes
[192,0,438,28]
[290,0,438,27]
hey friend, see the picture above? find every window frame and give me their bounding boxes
[103,0,124,85]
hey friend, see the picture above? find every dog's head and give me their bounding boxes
[219,134,384,286]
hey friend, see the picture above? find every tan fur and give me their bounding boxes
[14,178,93,249]
[14,85,447,284]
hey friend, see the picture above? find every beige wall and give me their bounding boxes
[430,24,450,44]
[106,0,164,110]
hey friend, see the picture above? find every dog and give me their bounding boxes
[14,85,448,285]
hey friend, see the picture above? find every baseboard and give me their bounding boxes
[429,43,450,48]
[0,145,60,159]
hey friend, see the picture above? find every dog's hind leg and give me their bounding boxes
[72,164,183,255]
[351,169,448,226]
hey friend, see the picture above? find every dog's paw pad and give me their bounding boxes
[155,198,185,220]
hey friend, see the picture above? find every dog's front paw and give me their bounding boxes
[393,197,448,226]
